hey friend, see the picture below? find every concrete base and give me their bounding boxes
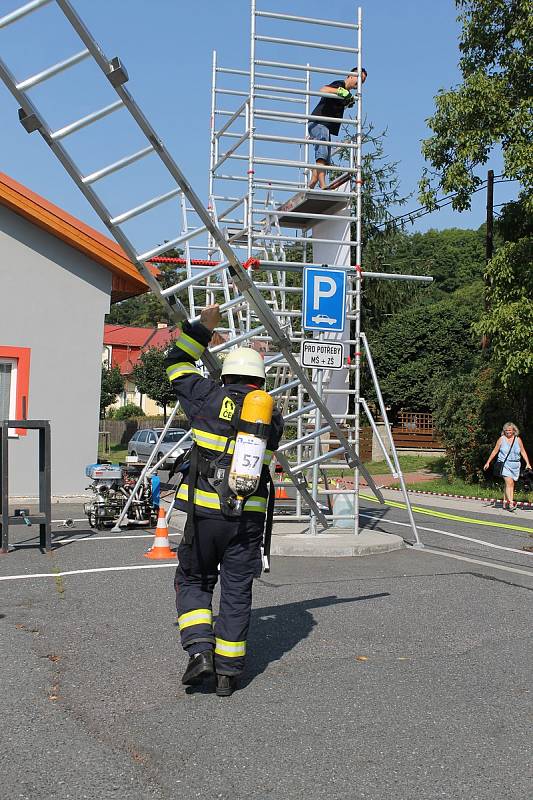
[270,529,404,557]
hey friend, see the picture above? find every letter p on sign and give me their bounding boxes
[313,276,336,309]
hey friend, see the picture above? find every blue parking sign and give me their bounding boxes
[303,266,347,332]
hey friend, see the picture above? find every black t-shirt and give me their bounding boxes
[310,80,348,136]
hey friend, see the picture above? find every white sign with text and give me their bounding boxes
[301,340,344,371]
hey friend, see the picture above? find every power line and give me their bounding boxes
[373,176,518,230]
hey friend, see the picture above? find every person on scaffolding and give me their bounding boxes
[308,67,367,190]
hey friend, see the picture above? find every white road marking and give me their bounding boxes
[11,531,182,545]
[2,514,530,583]
[359,512,533,557]
[412,546,533,579]
[0,563,177,582]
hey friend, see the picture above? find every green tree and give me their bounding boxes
[473,235,533,388]
[110,403,145,420]
[132,346,176,422]
[100,365,124,417]
[433,365,531,482]
[365,283,483,415]
[418,0,532,479]
[336,124,417,331]
[106,250,185,327]
[362,226,486,329]
[419,0,533,211]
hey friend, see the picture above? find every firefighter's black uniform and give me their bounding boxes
[165,321,284,676]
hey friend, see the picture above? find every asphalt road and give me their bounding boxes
[1,499,532,799]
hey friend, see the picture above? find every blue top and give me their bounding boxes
[496,436,521,480]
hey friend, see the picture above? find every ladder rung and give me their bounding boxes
[82,145,154,184]
[190,296,246,323]
[255,35,358,54]
[0,0,51,28]
[283,403,316,422]
[110,188,180,226]
[51,99,124,140]
[292,447,346,474]
[17,50,90,90]
[254,156,357,174]
[278,425,331,452]
[254,285,302,294]
[270,378,300,397]
[210,326,266,353]
[160,262,230,297]
[255,10,358,30]
[264,353,285,367]
[138,234,187,263]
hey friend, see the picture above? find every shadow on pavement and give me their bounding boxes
[242,592,389,688]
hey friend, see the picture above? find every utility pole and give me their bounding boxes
[486,169,494,263]
[482,169,494,350]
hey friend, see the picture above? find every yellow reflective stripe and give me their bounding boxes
[176,483,221,509]
[192,427,230,452]
[178,608,213,630]
[215,637,246,657]
[244,495,267,513]
[175,484,266,513]
[191,428,270,462]
[176,332,205,359]
[166,362,202,381]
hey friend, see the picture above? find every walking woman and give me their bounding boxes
[484,422,531,511]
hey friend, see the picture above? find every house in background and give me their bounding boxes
[0,172,148,497]
[102,325,235,415]
[103,323,178,415]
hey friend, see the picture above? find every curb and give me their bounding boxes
[270,530,404,558]
[383,485,533,508]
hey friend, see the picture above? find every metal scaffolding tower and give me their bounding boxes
[202,3,427,539]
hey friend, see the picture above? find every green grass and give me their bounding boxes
[97,443,128,463]
[365,454,443,476]
[326,454,443,478]
[393,476,531,503]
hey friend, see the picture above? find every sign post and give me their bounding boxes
[302,266,348,533]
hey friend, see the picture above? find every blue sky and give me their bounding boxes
[1,0,517,243]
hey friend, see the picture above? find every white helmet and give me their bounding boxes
[221,347,265,380]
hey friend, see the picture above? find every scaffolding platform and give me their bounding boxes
[275,188,351,230]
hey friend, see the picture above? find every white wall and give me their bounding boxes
[0,206,111,496]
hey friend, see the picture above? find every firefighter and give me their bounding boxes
[165,304,284,697]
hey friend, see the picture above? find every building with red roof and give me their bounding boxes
[103,323,179,414]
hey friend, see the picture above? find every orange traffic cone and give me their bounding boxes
[275,476,290,500]
[144,508,177,560]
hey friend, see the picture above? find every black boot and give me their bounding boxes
[181,651,214,685]
[216,674,238,697]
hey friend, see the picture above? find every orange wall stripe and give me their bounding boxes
[0,346,31,436]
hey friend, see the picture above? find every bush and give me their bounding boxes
[365,283,482,415]
[433,366,531,483]
[112,404,146,420]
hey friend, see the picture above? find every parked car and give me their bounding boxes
[127,427,190,465]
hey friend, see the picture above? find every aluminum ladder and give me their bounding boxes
[0,0,384,527]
